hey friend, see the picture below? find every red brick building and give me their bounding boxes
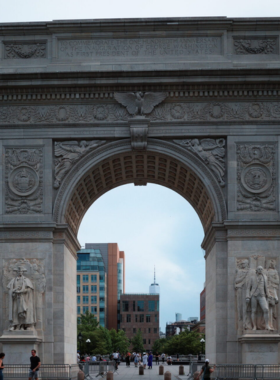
[200,287,206,321]
[120,294,160,351]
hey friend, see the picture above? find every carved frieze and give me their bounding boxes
[3,258,46,331]
[5,148,43,214]
[236,143,276,212]
[235,256,279,333]
[54,140,106,188]
[173,138,226,187]
[1,101,280,124]
[234,38,277,55]
[4,43,47,59]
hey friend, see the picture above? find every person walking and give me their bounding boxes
[29,349,41,380]
[134,353,139,367]
[0,353,5,380]
[161,353,165,364]
[199,359,216,380]
[142,353,148,369]
[125,353,130,367]
[148,352,153,369]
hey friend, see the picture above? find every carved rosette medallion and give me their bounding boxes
[236,143,276,212]
[5,148,43,214]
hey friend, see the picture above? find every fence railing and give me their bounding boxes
[1,364,79,379]
[214,364,280,380]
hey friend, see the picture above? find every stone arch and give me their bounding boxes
[53,139,227,235]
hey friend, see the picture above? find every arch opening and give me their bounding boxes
[63,150,217,236]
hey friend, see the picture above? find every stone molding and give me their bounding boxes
[4,42,47,59]
[227,229,280,238]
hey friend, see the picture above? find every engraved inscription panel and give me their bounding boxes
[58,37,222,59]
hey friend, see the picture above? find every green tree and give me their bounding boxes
[78,310,99,333]
[163,331,203,355]
[109,329,130,354]
[131,329,144,353]
[152,338,167,354]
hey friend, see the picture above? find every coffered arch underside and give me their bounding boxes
[54,140,226,236]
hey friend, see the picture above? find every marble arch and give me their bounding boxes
[0,17,280,366]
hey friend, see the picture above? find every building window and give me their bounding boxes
[91,285,97,293]
[137,301,144,311]
[135,314,138,322]
[77,275,80,293]
[91,296,97,303]
[148,339,151,344]
[91,275,97,283]
[148,328,151,333]
[99,275,105,282]
[155,314,158,322]
[133,301,135,311]
[77,296,80,304]
[100,286,105,291]
[126,314,131,323]
[118,269,122,274]
[157,300,159,311]
[122,301,129,312]
[100,308,105,312]
[148,300,155,311]
[91,306,97,313]
[146,315,151,323]
[77,306,80,314]
[133,328,136,333]
[83,285,89,293]
[118,280,122,284]
[83,275,88,282]
[154,328,157,333]
[83,296,89,303]
[83,306,88,313]
[143,339,146,344]
[140,314,144,322]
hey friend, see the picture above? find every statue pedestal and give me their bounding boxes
[239,333,280,364]
[0,330,42,364]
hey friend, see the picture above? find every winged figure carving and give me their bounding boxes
[54,140,106,188]
[114,92,168,116]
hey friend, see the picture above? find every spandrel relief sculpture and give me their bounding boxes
[3,258,46,332]
[235,256,279,333]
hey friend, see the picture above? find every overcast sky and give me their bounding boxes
[1,0,280,331]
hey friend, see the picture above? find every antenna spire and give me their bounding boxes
[154,266,156,284]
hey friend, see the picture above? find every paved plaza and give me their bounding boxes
[89,363,190,380]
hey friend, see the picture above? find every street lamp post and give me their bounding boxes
[78,332,83,354]
[200,338,205,355]
[86,339,91,354]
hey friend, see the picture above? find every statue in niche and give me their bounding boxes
[246,266,271,331]
[235,259,250,329]
[266,259,279,330]
[7,265,36,331]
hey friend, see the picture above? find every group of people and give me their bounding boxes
[0,350,41,380]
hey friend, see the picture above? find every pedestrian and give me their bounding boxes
[77,352,80,363]
[199,359,216,380]
[155,353,159,365]
[112,351,119,369]
[0,353,5,380]
[91,355,96,362]
[29,349,41,380]
[167,355,172,365]
[148,352,153,369]
[125,353,130,367]
[134,353,139,367]
[161,353,165,364]
[142,353,148,369]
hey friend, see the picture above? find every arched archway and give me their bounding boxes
[54,139,226,236]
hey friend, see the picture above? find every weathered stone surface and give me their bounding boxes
[0,17,280,366]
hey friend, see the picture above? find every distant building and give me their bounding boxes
[77,243,125,330]
[120,293,160,351]
[200,287,206,321]
[175,313,182,322]
[149,267,160,294]
[191,320,205,334]
[188,317,199,323]
[165,314,196,337]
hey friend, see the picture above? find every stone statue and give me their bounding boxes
[54,140,106,188]
[246,266,270,331]
[266,259,279,330]
[114,91,167,116]
[7,265,36,331]
[235,259,250,328]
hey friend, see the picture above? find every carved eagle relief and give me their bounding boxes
[114,92,167,116]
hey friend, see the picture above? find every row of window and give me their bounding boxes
[122,300,159,312]
[77,306,98,314]
[77,285,105,294]
[77,296,98,304]
[80,275,105,283]
[120,314,158,323]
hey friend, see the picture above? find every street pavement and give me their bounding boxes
[89,362,190,379]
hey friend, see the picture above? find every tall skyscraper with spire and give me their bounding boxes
[149,266,160,294]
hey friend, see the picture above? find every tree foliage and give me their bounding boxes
[131,329,144,353]
[152,331,204,355]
